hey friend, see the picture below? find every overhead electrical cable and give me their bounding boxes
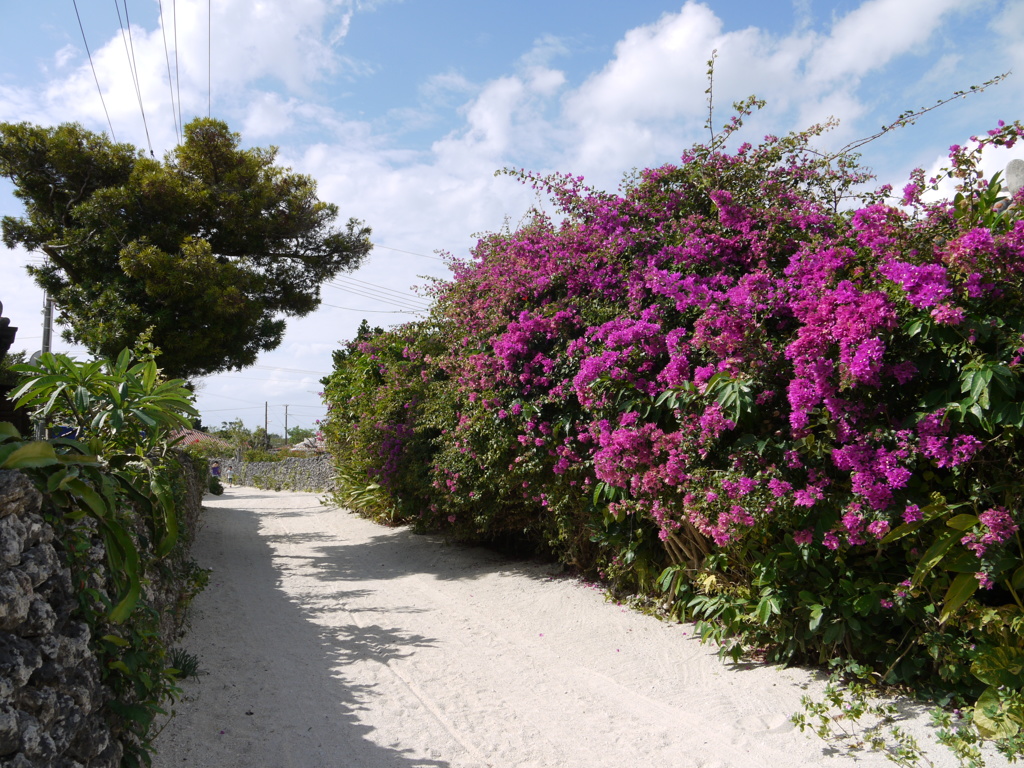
[253,365,329,375]
[157,0,181,145]
[115,0,154,155]
[201,406,265,413]
[320,304,422,314]
[371,242,446,262]
[173,0,182,137]
[324,283,429,311]
[335,274,431,304]
[326,278,431,309]
[207,0,212,116]
[324,281,428,309]
[197,374,321,383]
[72,0,117,140]
[195,392,265,405]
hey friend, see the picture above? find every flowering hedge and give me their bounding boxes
[322,113,1024,740]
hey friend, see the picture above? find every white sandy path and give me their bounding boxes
[150,488,1011,768]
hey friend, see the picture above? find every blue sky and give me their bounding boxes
[2,0,1023,435]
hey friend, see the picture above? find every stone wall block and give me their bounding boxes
[18,546,58,590]
[67,716,110,763]
[59,662,99,715]
[20,515,50,551]
[0,572,32,633]
[0,516,27,568]
[0,475,40,520]
[2,753,37,768]
[19,600,56,638]
[0,635,42,689]
[55,623,90,671]
[0,704,19,756]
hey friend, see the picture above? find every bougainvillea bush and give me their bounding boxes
[323,108,1024,745]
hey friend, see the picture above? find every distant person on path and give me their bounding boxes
[226,465,235,486]
[210,461,221,478]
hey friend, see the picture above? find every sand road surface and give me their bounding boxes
[150,488,1009,768]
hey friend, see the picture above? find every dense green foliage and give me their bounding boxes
[3,348,206,766]
[322,105,1024,758]
[0,118,372,379]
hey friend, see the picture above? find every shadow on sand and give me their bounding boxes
[154,499,452,768]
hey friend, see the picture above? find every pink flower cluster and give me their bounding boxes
[326,120,1024,590]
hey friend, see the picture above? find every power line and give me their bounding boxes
[324,288,425,311]
[73,0,116,140]
[207,0,212,117]
[337,274,431,303]
[325,280,430,310]
[320,304,423,314]
[157,0,181,145]
[201,405,265,413]
[372,242,447,262]
[115,0,154,155]
[253,364,329,375]
[173,0,182,137]
[196,374,323,383]
[328,276,428,304]
[192,391,265,404]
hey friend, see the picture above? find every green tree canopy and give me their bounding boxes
[0,118,372,379]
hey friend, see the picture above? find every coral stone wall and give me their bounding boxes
[0,454,206,767]
[212,456,334,492]
[0,470,120,768]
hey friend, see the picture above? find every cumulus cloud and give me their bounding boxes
[806,0,977,84]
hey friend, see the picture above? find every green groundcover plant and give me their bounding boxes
[323,91,1024,759]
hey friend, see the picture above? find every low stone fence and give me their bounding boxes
[0,470,118,767]
[0,454,205,767]
[213,455,335,493]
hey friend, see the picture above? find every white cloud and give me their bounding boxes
[53,44,78,70]
[806,0,976,84]
[241,93,298,138]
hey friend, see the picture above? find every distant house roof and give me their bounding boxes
[171,429,231,448]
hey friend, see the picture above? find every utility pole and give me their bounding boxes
[41,293,53,354]
[284,405,289,445]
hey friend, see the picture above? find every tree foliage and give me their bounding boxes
[0,118,372,379]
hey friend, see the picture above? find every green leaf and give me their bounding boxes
[939,572,979,624]
[822,621,845,645]
[1012,566,1024,591]
[881,518,926,544]
[971,647,1024,689]
[945,513,981,531]
[808,606,825,632]
[755,596,772,624]
[108,660,133,675]
[970,367,993,401]
[151,475,179,557]
[63,478,111,519]
[45,467,70,493]
[912,528,960,586]
[0,441,59,469]
[973,686,1022,740]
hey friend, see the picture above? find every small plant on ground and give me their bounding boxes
[167,647,202,679]
[793,670,932,767]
